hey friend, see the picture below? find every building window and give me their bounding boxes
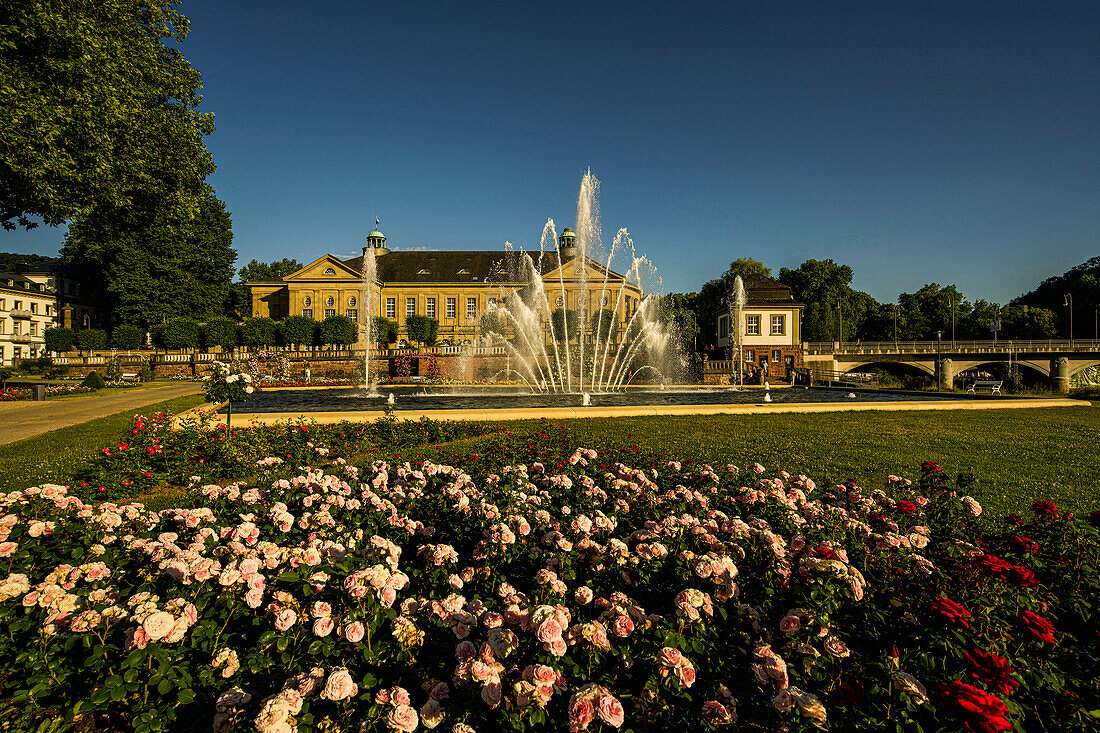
[771,315,785,335]
[13,321,20,335]
[0,299,4,309]
[746,315,760,335]
[446,297,456,319]
[745,349,755,363]
[348,296,357,307]
[13,300,22,311]
[323,268,336,275]
[718,315,729,340]
[30,303,37,314]
[302,309,313,318]
[0,321,4,334]
[386,298,396,319]
[556,296,564,307]
[346,309,358,321]
[304,296,312,307]
[326,296,335,307]
[45,305,51,316]
[772,349,782,364]
[467,297,477,319]
[30,322,37,336]
[426,297,436,318]
[324,309,335,318]
[406,297,416,316]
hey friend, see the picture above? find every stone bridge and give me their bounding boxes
[802,339,1100,393]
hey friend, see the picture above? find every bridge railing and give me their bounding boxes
[804,339,1100,355]
[799,367,880,387]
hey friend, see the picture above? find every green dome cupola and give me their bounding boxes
[558,227,577,257]
[365,218,388,255]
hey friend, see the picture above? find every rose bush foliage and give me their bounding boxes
[0,423,1097,732]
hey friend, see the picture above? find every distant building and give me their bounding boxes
[18,258,97,331]
[248,226,644,346]
[714,275,804,379]
[0,273,58,365]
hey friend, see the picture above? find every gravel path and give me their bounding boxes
[0,383,202,445]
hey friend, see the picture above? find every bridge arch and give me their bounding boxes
[1069,359,1100,378]
[951,360,1051,379]
[840,361,935,378]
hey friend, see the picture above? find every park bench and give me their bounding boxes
[120,372,139,383]
[966,379,1002,395]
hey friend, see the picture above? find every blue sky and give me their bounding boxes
[7,0,1098,302]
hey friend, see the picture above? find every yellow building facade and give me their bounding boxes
[248,227,645,346]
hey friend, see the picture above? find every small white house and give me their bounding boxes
[714,275,804,380]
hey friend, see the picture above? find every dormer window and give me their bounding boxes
[457,269,470,275]
[323,268,336,275]
[417,269,431,275]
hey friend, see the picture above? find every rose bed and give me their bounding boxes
[0,444,1097,733]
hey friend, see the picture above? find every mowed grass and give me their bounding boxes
[414,406,1100,518]
[0,394,205,491]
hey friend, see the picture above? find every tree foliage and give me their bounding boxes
[549,309,580,342]
[75,328,107,351]
[110,325,144,350]
[406,315,439,347]
[238,258,303,283]
[62,193,236,327]
[320,314,357,347]
[696,258,772,348]
[241,317,279,348]
[371,317,398,347]
[1012,256,1100,339]
[153,318,200,350]
[589,308,619,343]
[43,326,75,353]
[280,316,317,347]
[0,0,214,230]
[202,317,239,350]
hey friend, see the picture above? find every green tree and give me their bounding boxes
[478,309,511,340]
[777,259,878,342]
[75,328,107,351]
[155,318,200,350]
[202,317,239,350]
[110,324,144,350]
[1002,305,1058,339]
[241,317,279,348]
[0,1,214,230]
[549,309,580,342]
[63,193,236,327]
[238,258,303,282]
[696,258,772,349]
[660,293,699,351]
[406,315,439,348]
[896,283,971,341]
[280,316,317,348]
[371,317,398,347]
[320,314,357,347]
[1012,256,1100,339]
[43,326,75,353]
[589,309,619,343]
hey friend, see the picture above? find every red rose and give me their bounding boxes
[937,680,1013,733]
[1018,610,1056,643]
[1032,501,1058,518]
[1010,536,1038,553]
[1005,514,1024,526]
[921,461,943,472]
[929,598,973,629]
[898,500,917,515]
[1001,565,1040,588]
[974,554,1012,575]
[965,649,1019,697]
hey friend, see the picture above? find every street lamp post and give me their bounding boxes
[893,304,898,348]
[836,297,843,348]
[935,330,943,391]
[951,292,956,347]
[1063,293,1073,345]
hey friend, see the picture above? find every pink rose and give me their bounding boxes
[386,704,419,732]
[611,614,634,637]
[676,661,696,688]
[321,667,358,701]
[274,608,297,631]
[142,611,174,641]
[824,635,850,657]
[657,647,682,667]
[532,665,557,685]
[342,621,365,643]
[569,697,595,729]
[313,616,334,637]
[574,586,594,605]
[779,615,801,634]
[429,682,450,701]
[536,618,563,644]
[480,678,502,708]
[597,694,625,728]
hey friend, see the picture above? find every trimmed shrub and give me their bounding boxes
[202,317,240,350]
[320,314,357,347]
[81,371,105,390]
[159,319,201,350]
[43,326,76,353]
[138,363,155,382]
[111,324,144,350]
[279,315,318,347]
[75,328,107,351]
[241,317,279,347]
[406,314,439,347]
[371,316,398,347]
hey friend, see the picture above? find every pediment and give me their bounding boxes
[285,255,362,281]
[542,256,627,284]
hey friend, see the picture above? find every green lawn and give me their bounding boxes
[2,399,1098,520]
[0,394,204,491]
[406,406,1100,518]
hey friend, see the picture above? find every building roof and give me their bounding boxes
[0,271,52,294]
[713,274,804,315]
[341,249,575,284]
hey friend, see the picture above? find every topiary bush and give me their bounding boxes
[43,326,76,353]
[75,328,107,352]
[241,317,279,348]
[320,314,357,347]
[81,370,105,390]
[279,315,318,348]
[202,317,240,350]
[111,324,145,350]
